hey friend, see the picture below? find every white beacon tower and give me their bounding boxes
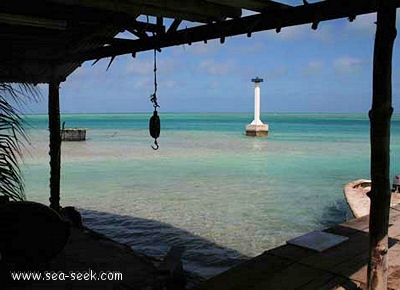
[246,77,269,136]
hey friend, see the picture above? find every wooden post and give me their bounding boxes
[48,80,61,212]
[367,2,397,289]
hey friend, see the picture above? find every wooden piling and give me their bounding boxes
[367,2,397,289]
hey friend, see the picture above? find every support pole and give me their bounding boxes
[367,2,396,289]
[48,80,61,212]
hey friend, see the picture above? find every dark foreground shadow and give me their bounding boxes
[79,208,248,279]
[198,222,400,289]
[317,198,354,229]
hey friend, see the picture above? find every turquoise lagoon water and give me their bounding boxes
[21,113,400,278]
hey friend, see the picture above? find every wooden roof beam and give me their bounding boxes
[206,0,292,12]
[66,0,400,62]
[126,28,147,40]
[47,0,242,23]
[127,21,164,34]
[1,0,166,34]
[167,19,182,35]
[105,37,142,46]
[0,12,67,30]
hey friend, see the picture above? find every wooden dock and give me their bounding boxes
[197,205,400,290]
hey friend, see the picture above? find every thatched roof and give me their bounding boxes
[0,0,399,83]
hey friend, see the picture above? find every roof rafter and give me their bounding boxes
[3,0,400,83]
[167,19,183,34]
[66,0,400,62]
[47,0,242,23]
[206,0,291,12]
[0,0,167,35]
[0,12,67,30]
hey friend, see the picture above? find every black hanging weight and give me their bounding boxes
[149,110,160,140]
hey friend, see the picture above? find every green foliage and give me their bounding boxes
[0,83,38,201]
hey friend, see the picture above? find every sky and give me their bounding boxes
[26,9,400,114]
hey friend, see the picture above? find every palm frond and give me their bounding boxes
[0,83,39,201]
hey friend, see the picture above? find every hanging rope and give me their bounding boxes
[150,49,159,109]
[149,49,160,150]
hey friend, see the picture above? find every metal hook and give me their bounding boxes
[151,140,159,150]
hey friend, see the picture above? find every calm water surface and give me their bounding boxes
[22,113,400,278]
